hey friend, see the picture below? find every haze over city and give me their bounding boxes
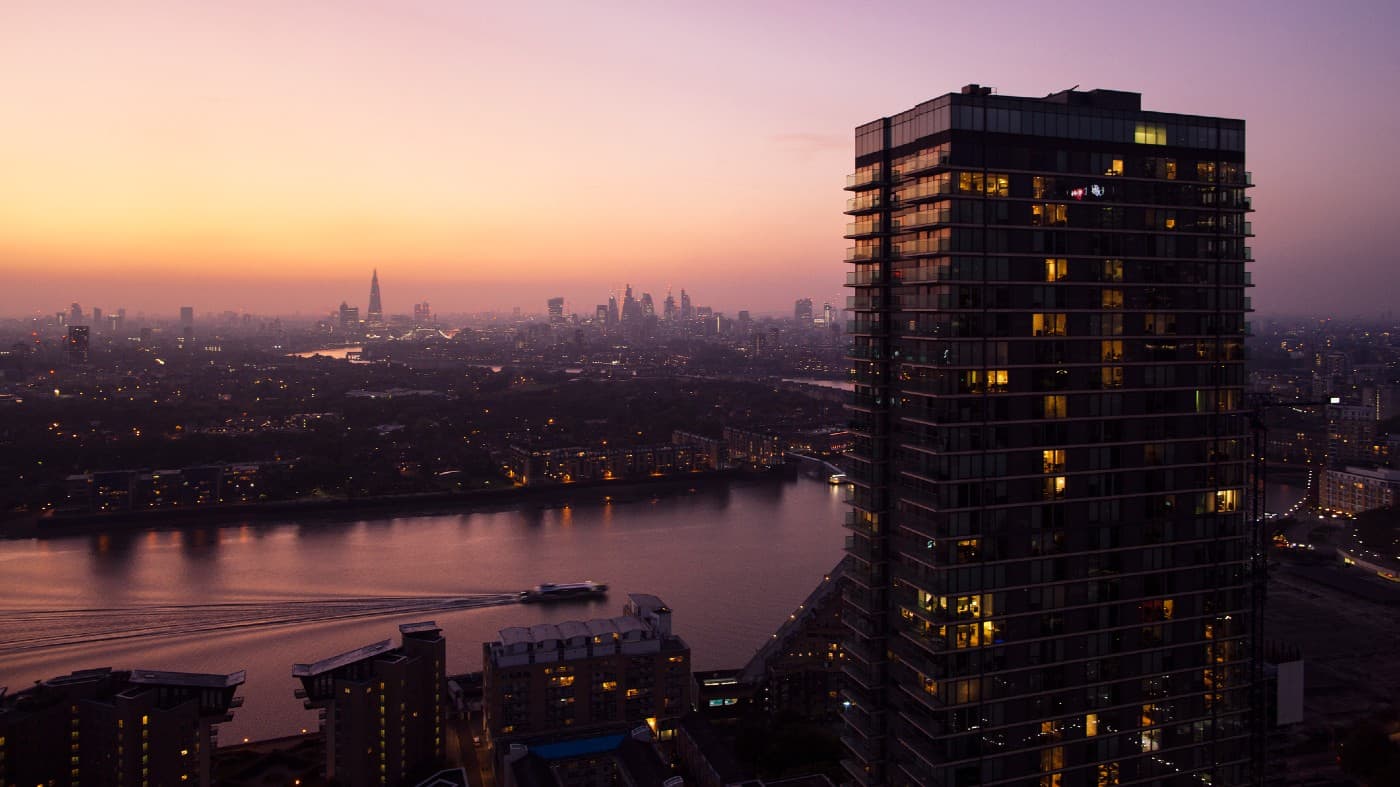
[5,0,1399,317]
[9,2,1400,786]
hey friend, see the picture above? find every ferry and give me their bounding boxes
[520,581,609,603]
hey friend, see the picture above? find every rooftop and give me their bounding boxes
[292,640,393,677]
[128,669,247,689]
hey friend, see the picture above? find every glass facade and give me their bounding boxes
[841,87,1255,787]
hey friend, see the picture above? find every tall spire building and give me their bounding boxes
[841,86,1255,786]
[367,269,383,323]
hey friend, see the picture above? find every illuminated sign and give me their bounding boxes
[1069,184,1106,200]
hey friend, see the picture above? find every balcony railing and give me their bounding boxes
[846,167,884,190]
[845,271,884,286]
[845,194,884,213]
[891,208,947,232]
[845,219,883,238]
[893,151,950,177]
[893,237,951,257]
[845,246,881,262]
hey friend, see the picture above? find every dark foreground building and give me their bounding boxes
[842,86,1254,785]
[293,621,447,787]
[483,594,692,755]
[0,667,245,787]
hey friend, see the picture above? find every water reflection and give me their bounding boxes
[1,476,846,743]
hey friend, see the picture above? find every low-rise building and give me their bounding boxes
[507,444,709,485]
[0,667,245,787]
[483,594,692,752]
[1320,464,1400,514]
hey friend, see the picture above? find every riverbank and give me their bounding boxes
[1,466,794,539]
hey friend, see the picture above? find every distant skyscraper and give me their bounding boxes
[413,301,432,325]
[179,306,194,346]
[595,304,609,323]
[65,325,90,364]
[338,301,359,329]
[69,302,82,325]
[842,85,1255,786]
[664,289,678,321]
[640,292,655,317]
[547,296,566,324]
[91,307,102,331]
[680,289,693,320]
[622,283,642,322]
[794,297,814,323]
[367,269,383,323]
[823,302,834,327]
[607,294,620,326]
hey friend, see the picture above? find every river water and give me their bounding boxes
[0,477,846,743]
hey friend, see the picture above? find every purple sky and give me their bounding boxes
[3,0,1399,318]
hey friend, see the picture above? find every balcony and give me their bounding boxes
[1243,246,1253,261]
[841,733,879,764]
[845,270,884,287]
[845,168,885,190]
[845,219,883,239]
[846,535,884,565]
[845,194,884,214]
[1242,221,1253,237]
[845,246,881,262]
[841,759,876,787]
[894,151,950,178]
[891,209,946,232]
[1245,171,1253,186]
[893,237,951,257]
[842,661,880,692]
[899,626,948,656]
[846,320,885,337]
[846,294,890,311]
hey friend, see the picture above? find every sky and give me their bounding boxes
[3,0,1399,319]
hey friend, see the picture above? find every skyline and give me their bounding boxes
[5,1,1400,317]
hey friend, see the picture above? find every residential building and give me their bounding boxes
[842,85,1255,785]
[0,667,245,787]
[507,443,710,485]
[292,621,447,786]
[1319,464,1400,515]
[483,594,692,750]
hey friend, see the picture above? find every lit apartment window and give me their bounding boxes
[1134,123,1167,145]
[1044,258,1068,282]
[1042,450,1066,473]
[1033,313,1067,337]
[1043,395,1067,419]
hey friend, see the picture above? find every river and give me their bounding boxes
[0,477,846,743]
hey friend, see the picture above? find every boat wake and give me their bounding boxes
[0,593,521,656]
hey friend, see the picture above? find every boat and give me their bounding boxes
[519,581,609,603]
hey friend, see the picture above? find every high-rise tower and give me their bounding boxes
[367,269,383,323]
[841,86,1255,786]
